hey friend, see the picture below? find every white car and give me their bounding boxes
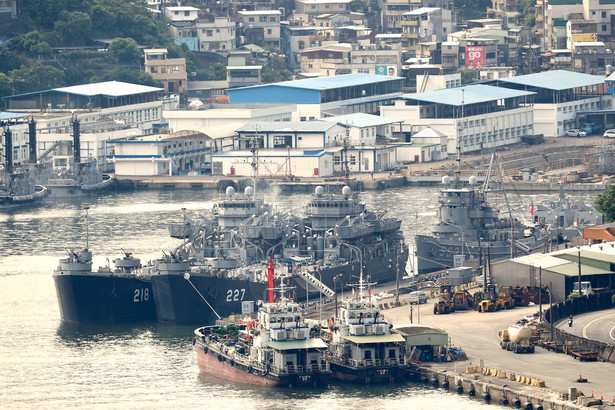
[566,129,588,138]
[603,129,615,138]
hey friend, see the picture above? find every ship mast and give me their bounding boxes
[455,89,465,188]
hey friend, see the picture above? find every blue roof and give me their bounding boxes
[0,112,29,121]
[403,84,535,106]
[498,70,605,91]
[237,73,402,92]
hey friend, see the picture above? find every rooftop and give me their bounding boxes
[402,84,535,106]
[498,70,605,91]
[320,113,400,127]
[236,120,337,132]
[239,73,403,91]
[403,7,441,15]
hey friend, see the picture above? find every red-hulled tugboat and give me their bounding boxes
[193,261,331,387]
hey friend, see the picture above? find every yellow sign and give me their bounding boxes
[571,33,598,43]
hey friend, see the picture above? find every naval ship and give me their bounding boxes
[415,152,548,274]
[152,184,408,325]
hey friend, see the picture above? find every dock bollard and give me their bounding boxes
[457,385,463,394]
[432,378,439,387]
[442,380,449,389]
[513,398,521,408]
[501,398,509,405]
[482,393,491,402]
[468,388,475,397]
[524,402,533,409]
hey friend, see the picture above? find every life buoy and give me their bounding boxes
[218,354,223,362]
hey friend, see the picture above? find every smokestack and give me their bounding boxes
[4,128,12,173]
[72,117,81,165]
[28,119,37,164]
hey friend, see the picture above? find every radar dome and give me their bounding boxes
[469,176,477,186]
[244,186,254,196]
[442,176,451,185]
[225,186,236,196]
[315,186,324,196]
[342,186,351,195]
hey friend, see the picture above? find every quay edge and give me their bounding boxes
[419,366,600,409]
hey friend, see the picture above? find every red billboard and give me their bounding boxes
[465,46,485,68]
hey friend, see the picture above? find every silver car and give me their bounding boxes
[409,291,428,304]
[566,129,588,137]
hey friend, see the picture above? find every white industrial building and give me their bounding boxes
[380,84,536,155]
[495,70,611,137]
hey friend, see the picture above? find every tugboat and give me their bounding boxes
[415,150,548,274]
[53,248,156,323]
[193,274,331,387]
[531,184,602,243]
[324,275,411,383]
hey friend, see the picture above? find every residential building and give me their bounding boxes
[164,6,200,22]
[566,19,598,49]
[488,0,520,27]
[281,25,327,71]
[197,16,236,54]
[312,13,351,28]
[143,49,188,98]
[294,0,351,19]
[401,7,455,55]
[237,10,282,48]
[496,70,610,137]
[583,0,615,40]
[572,41,615,75]
[380,84,536,154]
[170,21,199,51]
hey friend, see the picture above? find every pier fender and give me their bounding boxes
[482,393,491,402]
[442,380,449,389]
[247,366,253,373]
[468,387,476,397]
[535,405,543,410]
[524,403,533,410]
[192,337,196,346]
[513,398,521,408]
[457,386,464,394]
[229,359,235,367]
[501,398,509,405]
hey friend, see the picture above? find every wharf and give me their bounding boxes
[384,303,615,409]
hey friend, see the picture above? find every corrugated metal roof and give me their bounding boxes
[403,84,535,106]
[0,112,29,121]
[413,127,446,138]
[194,123,243,140]
[54,81,163,97]
[213,149,329,157]
[320,113,400,127]
[498,70,605,91]
[236,120,337,132]
[548,263,611,277]
[246,73,402,91]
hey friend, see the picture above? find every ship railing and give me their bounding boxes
[384,358,398,366]
[306,363,319,373]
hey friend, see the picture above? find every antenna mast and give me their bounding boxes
[455,89,465,187]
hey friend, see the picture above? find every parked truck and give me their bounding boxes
[500,325,535,353]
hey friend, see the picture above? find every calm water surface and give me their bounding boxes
[0,186,599,408]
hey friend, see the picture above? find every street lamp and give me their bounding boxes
[445,222,466,260]
[333,274,342,320]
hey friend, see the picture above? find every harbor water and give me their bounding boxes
[0,186,600,408]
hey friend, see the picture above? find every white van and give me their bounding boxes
[409,291,428,304]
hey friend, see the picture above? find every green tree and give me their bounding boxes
[0,73,14,99]
[458,68,480,85]
[108,38,141,63]
[203,63,227,81]
[261,54,292,83]
[350,0,368,12]
[9,64,64,93]
[54,11,92,45]
[595,184,615,222]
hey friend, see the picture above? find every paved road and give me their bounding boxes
[383,301,615,399]
[557,310,615,345]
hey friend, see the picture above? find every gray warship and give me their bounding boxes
[153,184,408,325]
[531,184,603,242]
[415,152,548,274]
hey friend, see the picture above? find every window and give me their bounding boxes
[150,66,158,73]
[249,17,255,22]
[184,11,190,16]
[602,11,607,18]
[207,30,213,36]
[603,25,607,31]
[298,41,305,49]
[267,29,272,35]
